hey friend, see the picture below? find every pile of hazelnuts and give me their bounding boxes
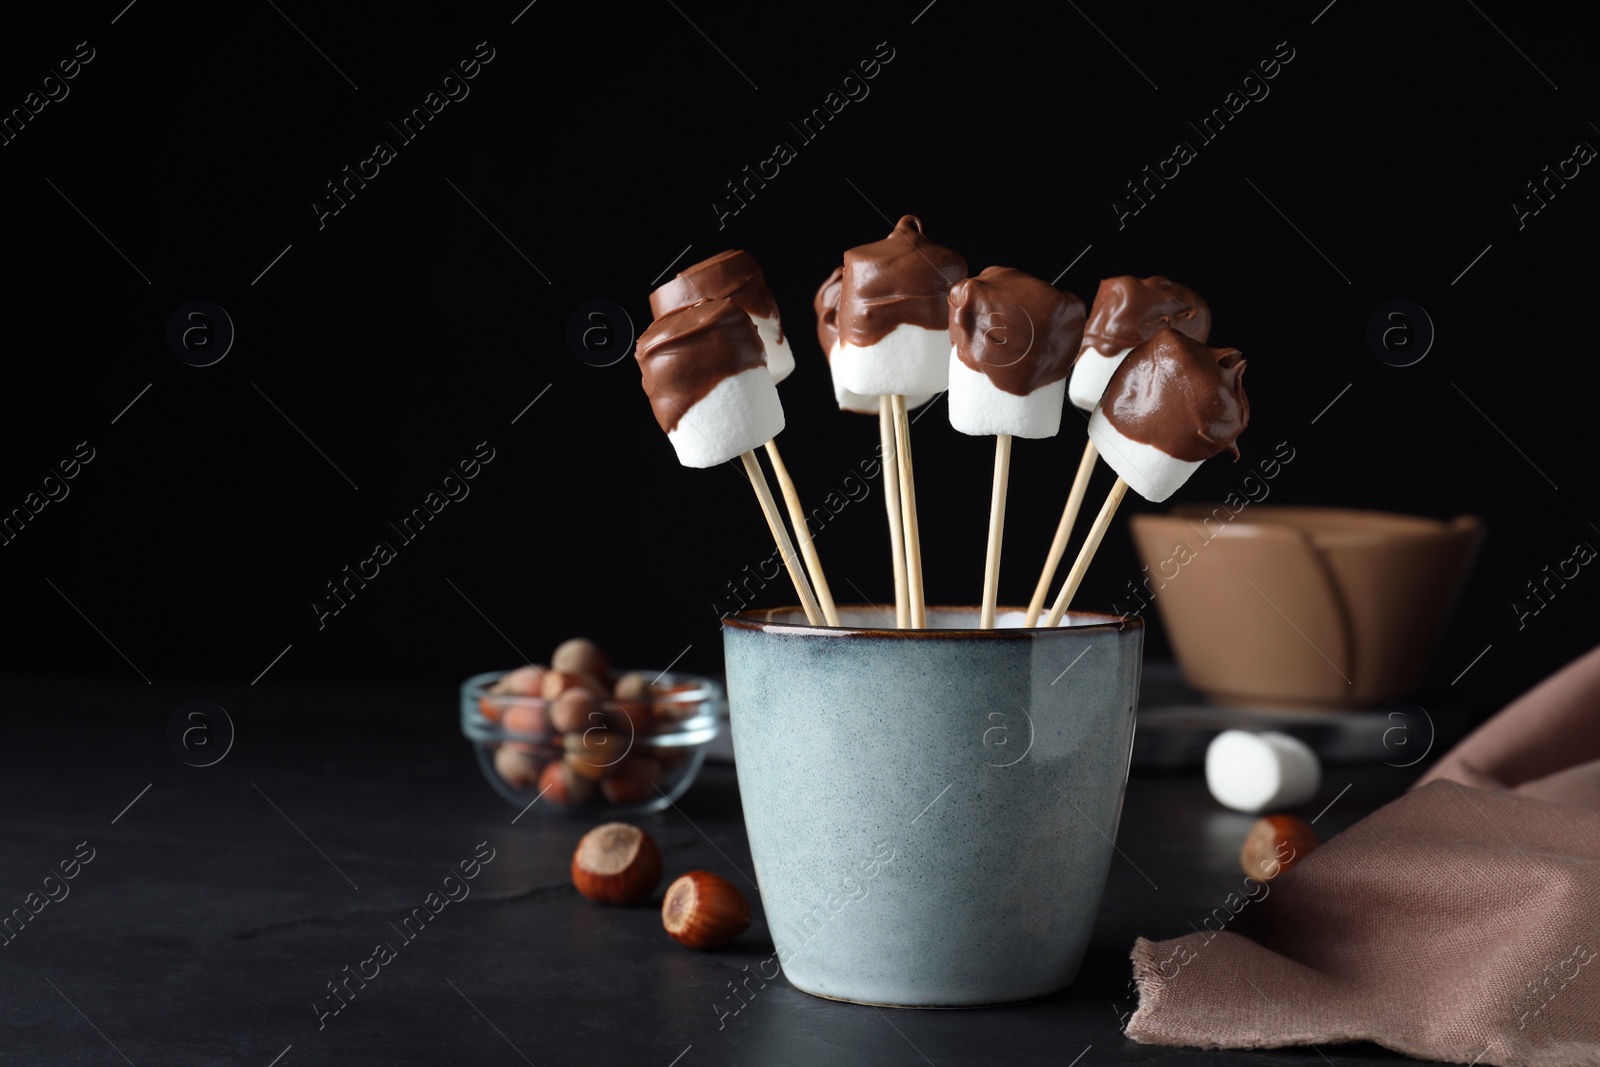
[481,638,698,808]
[571,822,752,951]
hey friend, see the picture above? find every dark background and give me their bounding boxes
[2,0,1595,721]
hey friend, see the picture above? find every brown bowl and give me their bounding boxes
[1129,506,1483,709]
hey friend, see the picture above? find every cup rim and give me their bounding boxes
[1144,504,1481,548]
[720,605,1140,638]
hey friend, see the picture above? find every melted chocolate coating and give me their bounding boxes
[949,267,1085,396]
[1080,275,1210,357]
[814,266,843,359]
[838,215,967,348]
[649,250,783,341]
[1100,327,1248,462]
[636,298,766,433]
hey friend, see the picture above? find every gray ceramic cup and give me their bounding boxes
[721,606,1144,1008]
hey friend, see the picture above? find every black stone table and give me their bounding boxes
[1,673,1423,1066]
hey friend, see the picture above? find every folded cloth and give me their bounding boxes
[1125,645,1600,1066]
[1417,644,1600,794]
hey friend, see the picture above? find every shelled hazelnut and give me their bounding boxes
[613,672,652,700]
[602,758,662,805]
[550,689,598,734]
[610,699,655,736]
[502,702,546,739]
[494,664,549,697]
[493,745,544,790]
[661,871,751,949]
[542,670,608,701]
[564,731,617,779]
[571,823,662,905]
[553,638,611,682]
[538,759,597,806]
[1239,814,1319,882]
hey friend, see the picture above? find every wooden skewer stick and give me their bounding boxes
[741,450,824,625]
[980,434,1013,629]
[763,438,840,626]
[879,397,910,628]
[1025,440,1100,626]
[1043,476,1129,628]
[891,394,926,628]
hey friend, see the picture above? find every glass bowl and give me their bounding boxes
[460,669,723,818]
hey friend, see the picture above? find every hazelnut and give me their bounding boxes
[476,695,505,723]
[1239,814,1319,882]
[502,702,547,738]
[541,670,607,701]
[571,822,662,905]
[601,758,661,805]
[661,871,751,949]
[610,699,655,736]
[493,745,545,790]
[651,683,700,723]
[538,760,596,806]
[564,754,608,784]
[550,689,599,734]
[564,730,616,781]
[613,672,652,700]
[497,664,549,696]
[553,638,610,683]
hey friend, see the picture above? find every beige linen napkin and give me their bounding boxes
[1125,645,1600,1066]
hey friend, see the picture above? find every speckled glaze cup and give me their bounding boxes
[721,606,1144,1007]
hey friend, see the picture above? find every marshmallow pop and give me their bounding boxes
[834,215,968,398]
[651,251,838,624]
[835,215,967,628]
[814,266,935,415]
[1067,275,1211,412]
[1043,327,1248,627]
[1027,274,1212,624]
[650,250,795,381]
[946,267,1085,627]
[1087,327,1248,503]
[815,264,919,624]
[636,298,823,624]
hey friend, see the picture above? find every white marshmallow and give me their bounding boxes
[829,342,933,414]
[834,323,951,397]
[946,347,1065,439]
[752,313,795,384]
[1067,345,1132,412]
[1205,730,1321,814]
[665,367,785,469]
[1087,408,1201,503]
